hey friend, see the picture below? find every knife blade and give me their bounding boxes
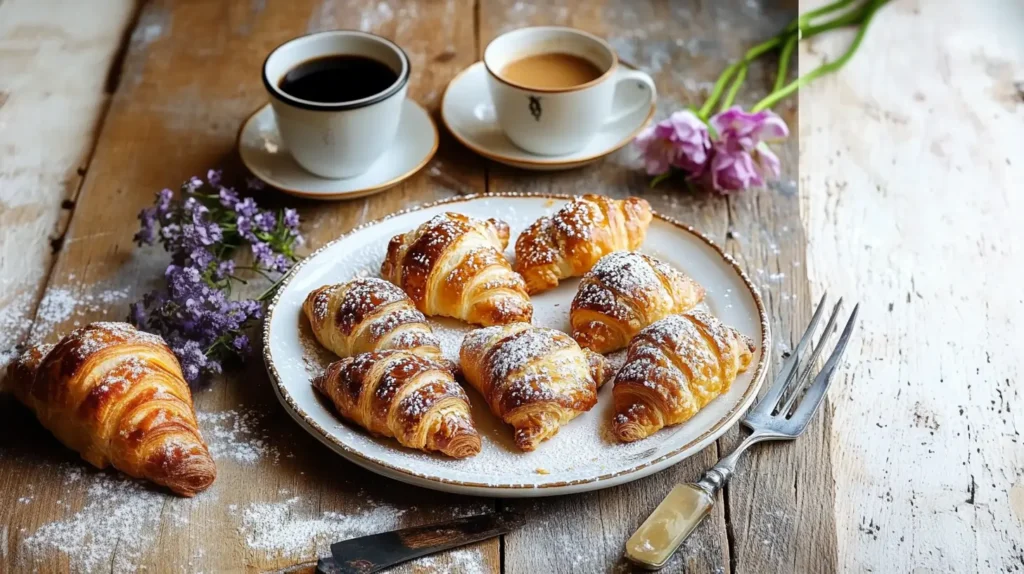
[328,512,520,574]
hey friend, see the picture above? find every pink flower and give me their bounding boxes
[710,107,789,152]
[634,110,711,176]
[710,146,763,192]
[708,107,789,193]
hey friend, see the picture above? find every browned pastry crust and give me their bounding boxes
[313,350,481,458]
[380,212,533,326]
[303,277,444,363]
[612,312,755,442]
[570,251,705,353]
[460,323,608,451]
[514,195,653,294]
[5,322,216,497]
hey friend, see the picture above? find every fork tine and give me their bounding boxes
[775,298,844,417]
[748,292,829,417]
[787,304,860,431]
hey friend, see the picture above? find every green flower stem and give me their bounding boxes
[720,63,748,111]
[752,0,886,112]
[699,0,875,119]
[786,0,858,33]
[698,33,790,118]
[773,33,798,94]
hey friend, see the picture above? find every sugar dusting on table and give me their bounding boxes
[235,496,406,559]
[197,408,280,464]
[19,464,199,573]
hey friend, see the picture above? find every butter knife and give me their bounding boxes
[318,513,519,574]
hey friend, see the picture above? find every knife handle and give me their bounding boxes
[624,483,714,570]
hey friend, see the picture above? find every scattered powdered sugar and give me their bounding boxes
[32,287,131,338]
[20,465,200,573]
[236,496,406,558]
[197,409,279,464]
[407,547,488,574]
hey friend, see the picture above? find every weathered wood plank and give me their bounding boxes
[478,1,809,573]
[0,1,495,572]
[801,0,1024,571]
[0,0,135,373]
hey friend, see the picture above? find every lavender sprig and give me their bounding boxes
[130,170,302,383]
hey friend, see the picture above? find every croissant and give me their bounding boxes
[460,323,608,451]
[4,322,216,496]
[313,350,481,458]
[514,195,653,294]
[612,312,755,442]
[570,251,705,353]
[303,278,444,363]
[380,212,533,326]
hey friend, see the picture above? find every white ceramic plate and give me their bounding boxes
[263,194,769,497]
[238,100,438,200]
[441,63,655,171]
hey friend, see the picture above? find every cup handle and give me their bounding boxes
[605,67,657,126]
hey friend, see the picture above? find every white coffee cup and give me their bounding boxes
[483,27,656,156]
[262,31,410,179]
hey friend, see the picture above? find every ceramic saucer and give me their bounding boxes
[238,100,438,200]
[441,62,655,171]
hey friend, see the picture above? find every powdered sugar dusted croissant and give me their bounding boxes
[5,322,216,496]
[314,350,481,458]
[571,251,705,353]
[460,323,608,451]
[514,195,653,294]
[612,312,755,442]
[381,212,532,326]
[303,278,444,362]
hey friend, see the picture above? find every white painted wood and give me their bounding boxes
[800,0,1024,570]
[0,0,135,369]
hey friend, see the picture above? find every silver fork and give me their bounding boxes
[624,294,859,570]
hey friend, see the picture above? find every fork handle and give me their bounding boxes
[624,432,772,569]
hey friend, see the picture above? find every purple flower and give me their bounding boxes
[135,207,158,245]
[707,107,789,193]
[710,147,764,192]
[634,110,711,176]
[709,107,789,153]
[130,169,304,384]
[215,259,235,280]
[175,340,209,383]
[283,208,300,233]
[252,211,276,233]
[235,197,259,218]
[156,189,174,217]
[251,241,274,268]
[232,334,250,352]
[218,187,239,208]
[184,176,204,193]
[207,169,222,187]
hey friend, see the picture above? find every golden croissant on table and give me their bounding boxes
[381,212,533,326]
[514,194,653,294]
[314,350,481,458]
[612,312,755,442]
[460,323,608,451]
[4,322,216,497]
[303,277,445,363]
[571,251,705,354]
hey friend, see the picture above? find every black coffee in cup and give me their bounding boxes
[278,55,397,103]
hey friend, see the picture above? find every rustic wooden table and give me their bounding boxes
[0,0,1019,572]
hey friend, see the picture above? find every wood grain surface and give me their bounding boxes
[801,0,1024,571]
[0,1,837,572]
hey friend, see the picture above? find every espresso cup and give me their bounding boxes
[483,27,656,156]
[262,31,410,179]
